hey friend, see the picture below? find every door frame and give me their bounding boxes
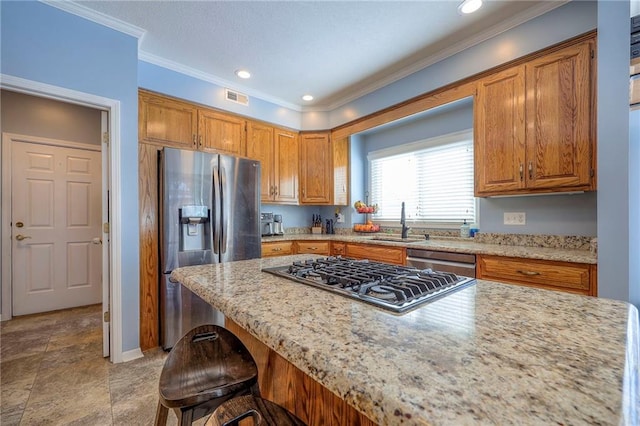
[0,74,126,363]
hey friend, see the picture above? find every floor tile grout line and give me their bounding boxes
[18,313,55,426]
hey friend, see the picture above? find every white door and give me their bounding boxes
[11,141,102,315]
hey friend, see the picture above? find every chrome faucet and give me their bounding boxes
[400,201,410,239]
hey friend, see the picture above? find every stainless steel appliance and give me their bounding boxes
[263,257,475,313]
[273,214,284,235]
[261,212,274,236]
[160,147,261,349]
[406,249,476,277]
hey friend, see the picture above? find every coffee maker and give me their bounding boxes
[261,212,274,236]
[273,214,284,235]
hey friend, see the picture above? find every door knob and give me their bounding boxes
[92,237,102,245]
[15,234,31,241]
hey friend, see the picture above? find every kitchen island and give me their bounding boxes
[172,255,638,425]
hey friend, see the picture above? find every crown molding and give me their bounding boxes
[43,0,568,113]
[139,51,302,112]
[41,0,145,46]
[313,0,569,112]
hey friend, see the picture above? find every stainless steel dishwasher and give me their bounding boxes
[406,248,476,278]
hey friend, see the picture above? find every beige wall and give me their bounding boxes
[1,90,101,144]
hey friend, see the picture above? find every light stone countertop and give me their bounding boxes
[172,255,638,426]
[261,234,597,264]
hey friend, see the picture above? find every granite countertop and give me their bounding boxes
[173,255,638,425]
[261,234,597,264]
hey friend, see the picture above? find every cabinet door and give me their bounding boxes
[274,130,299,204]
[198,110,246,156]
[139,91,198,149]
[525,40,593,190]
[247,122,275,202]
[299,133,331,204]
[474,66,526,195]
[332,136,349,206]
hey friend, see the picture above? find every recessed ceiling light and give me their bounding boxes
[302,95,314,101]
[235,69,251,79]
[458,0,483,14]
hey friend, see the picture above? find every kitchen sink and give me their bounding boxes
[370,235,425,243]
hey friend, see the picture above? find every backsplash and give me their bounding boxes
[471,233,593,250]
[280,226,595,251]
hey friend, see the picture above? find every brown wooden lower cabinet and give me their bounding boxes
[262,241,295,257]
[295,240,330,255]
[477,255,597,296]
[226,319,377,426]
[139,143,162,351]
[331,242,346,256]
[345,243,405,265]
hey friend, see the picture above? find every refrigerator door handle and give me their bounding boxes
[213,164,221,255]
[220,166,227,254]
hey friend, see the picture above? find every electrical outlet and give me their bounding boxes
[504,212,526,225]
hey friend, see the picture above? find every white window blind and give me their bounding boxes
[368,130,476,225]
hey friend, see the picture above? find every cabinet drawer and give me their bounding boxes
[477,255,591,294]
[296,241,330,255]
[261,241,294,257]
[345,244,405,265]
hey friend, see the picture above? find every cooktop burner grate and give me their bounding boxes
[262,256,475,313]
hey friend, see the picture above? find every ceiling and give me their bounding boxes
[64,0,567,111]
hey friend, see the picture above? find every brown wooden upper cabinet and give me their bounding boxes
[139,90,198,149]
[299,132,349,205]
[474,37,596,197]
[139,90,246,156]
[198,109,246,156]
[246,122,298,204]
[299,132,332,204]
[332,136,349,206]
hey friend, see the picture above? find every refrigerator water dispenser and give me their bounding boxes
[179,205,210,251]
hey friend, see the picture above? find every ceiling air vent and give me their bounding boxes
[225,89,249,106]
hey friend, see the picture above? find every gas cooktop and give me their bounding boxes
[262,256,475,313]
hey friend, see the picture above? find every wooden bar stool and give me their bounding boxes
[206,395,306,426]
[154,324,260,426]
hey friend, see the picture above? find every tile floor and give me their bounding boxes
[0,304,207,425]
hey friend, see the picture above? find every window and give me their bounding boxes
[368,130,476,226]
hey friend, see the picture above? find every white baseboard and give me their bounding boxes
[120,348,144,363]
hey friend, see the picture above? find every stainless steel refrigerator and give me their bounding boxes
[159,147,261,350]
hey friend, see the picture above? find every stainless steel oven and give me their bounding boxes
[406,248,476,278]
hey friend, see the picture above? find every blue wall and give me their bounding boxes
[596,0,634,303]
[356,97,598,237]
[1,1,140,351]
[139,61,302,130]
[328,1,598,129]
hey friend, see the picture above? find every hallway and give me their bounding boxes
[0,305,184,425]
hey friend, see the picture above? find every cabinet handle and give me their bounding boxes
[517,270,541,276]
[193,134,197,147]
[528,161,533,179]
[272,247,282,252]
[519,164,524,181]
[199,135,203,148]
[274,185,278,196]
[308,247,317,250]
[270,186,275,196]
